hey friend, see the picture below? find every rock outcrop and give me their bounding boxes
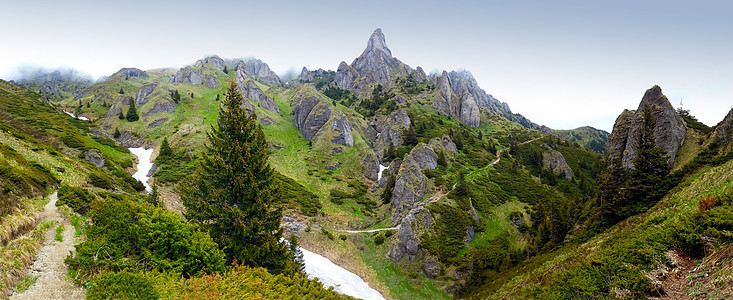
[235,71,280,113]
[606,85,686,169]
[234,59,282,87]
[84,149,105,168]
[109,68,148,80]
[388,206,433,262]
[542,150,574,179]
[142,99,176,117]
[390,143,439,224]
[135,84,157,107]
[363,153,380,182]
[298,67,314,82]
[204,74,219,88]
[195,55,227,71]
[40,81,60,96]
[711,109,733,145]
[428,135,458,159]
[351,28,402,89]
[374,110,411,158]
[292,86,354,147]
[169,66,203,85]
[431,71,481,127]
[335,61,358,91]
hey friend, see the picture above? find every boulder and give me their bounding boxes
[84,149,105,168]
[147,118,168,128]
[204,74,219,88]
[606,85,686,170]
[292,87,354,147]
[135,84,157,107]
[235,74,280,113]
[712,109,733,145]
[410,144,437,170]
[422,255,441,278]
[195,55,227,71]
[390,155,427,224]
[542,150,574,179]
[428,135,458,158]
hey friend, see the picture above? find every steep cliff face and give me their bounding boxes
[235,71,280,113]
[430,71,480,127]
[607,85,686,169]
[292,86,354,147]
[233,59,282,87]
[711,109,733,146]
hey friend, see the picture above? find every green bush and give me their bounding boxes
[57,184,95,214]
[66,198,225,278]
[88,173,111,189]
[88,271,158,300]
[60,133,86,149]
[374,234,385,245]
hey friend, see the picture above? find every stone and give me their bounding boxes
[466,226,475,243]
[146,164,159,177]
[390,155,427,224]
[428,135,458,158]
[169,66,203,85]
[712,109,733,145]
[41,81,59,96]
[292,86,354,147]
[431,71,480,127]
[363,153,380,182]
[142,99,177,117]
[135,84,157,107]
[234,58,282,87]
[335,61,357,91]
[84,149,104,168]
[410,144,438,170]
[260,117,274,126]
[195,55,227,71]
[351,28,401,89]
[388,206,433,261]
[204,74,219,88]
[110,68,148,79]
[235,75,280,113]
[542,150,574,179]
[422,255,440,278]
[147,118,168,128]
[299,67,314,82]
[606,85,686,170]
[324,163,340,171]
[330,115,354,147]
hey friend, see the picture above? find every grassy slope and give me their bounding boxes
[474,157,733,299]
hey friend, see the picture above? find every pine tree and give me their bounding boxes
[118,111,125,120]
[159,137,173,160]
[119,88,124,94]
[404,126,418,146]
[113,127,121,138]
[171,90,180,104]
[381,174,395,204]
[223,66,229,74]
[181,80,300,275]
[126,104,139,122]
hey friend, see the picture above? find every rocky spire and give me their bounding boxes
[350,28,402,88]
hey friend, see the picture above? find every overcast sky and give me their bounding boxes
[2,0,731,132]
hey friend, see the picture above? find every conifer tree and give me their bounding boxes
[126,104,139,122]
[181,80,301,275]
[118,111,125,120]
[159,137,173,159]
[119,88,124,94]
[113,127,121,138]
[404,126,418,146]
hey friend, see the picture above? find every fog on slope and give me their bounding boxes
[4,63,95,84]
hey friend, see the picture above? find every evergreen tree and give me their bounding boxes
[171,90,180,104]
[119,88,124,94]
[384,143,396,162]
[126,104,139,122]
[437,151,447,169]
[223,66,229,74]
[181,80,300,275]
[404,126,418,146]
[86,102,90,108]
[113,127,121,139]
[118,111,125,120]
[381,174,395,204]
[159,137,173,159]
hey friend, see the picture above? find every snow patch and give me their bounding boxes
[128,147,154,192]
[63,110,89,121]
[301,247,385,300]
[377,164,389,181]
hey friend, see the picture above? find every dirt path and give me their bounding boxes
[11,192,84,300]
[336,226,400,234]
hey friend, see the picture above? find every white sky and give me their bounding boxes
[2,0,731,132]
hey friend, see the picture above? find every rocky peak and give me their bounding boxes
[712,108,733,145]
[606,85,686,170]
[350,28,404,89]
[195,55,227,71]
[234,58,282,87]
[110,68,148,80]
[299,67,314,82]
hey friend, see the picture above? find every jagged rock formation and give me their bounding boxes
[292,86,354,147]
[607,85,686,169]
[299,67,314,82]
[142,100,176,117]
[40,81,60,96]
[390,143,440,224]
[711,109,733,145]
[234,71,280,113]
[374,110,411,158]
[388,206,433,262]
[431,71,481,127]
[169,66,203,85]
[135,84,157,107]
[428,135,458,159]
[363,153,380,182]
[109,68,148,79]
[195,56,227,71]
[542,150,574,179]
[233,59,282,87]
[84,149,104,167]
[147,118,168,128]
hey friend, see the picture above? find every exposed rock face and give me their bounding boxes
[712,109,733,145]
[292,87,354,147]
[204,74,219,88]
[110,68,148,79]
[607,85,686,169]
[351,28,401,89]
[335,61,358,91]
[422,255,440,278]
[330,115,354,147]
[142,99,176,117]
[374,110,411,158]
[84,149,104,168]
[135,84,157,107]
[542,150,574,179]
[428,135,458,158]
[388,206,433,262]
[415,66,427,83]
[431,71,481,127]
[147,118,168,128]
[234,73,280,113]
[390,144,438,224]
[299,67,314,82]
[447,70,538,129]
[234,59,282,87]
[40,81,60,96]
[363,153,380,182]
[195,55,227,71]
[169,66,203,85]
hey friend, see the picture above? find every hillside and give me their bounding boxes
[548,126,609,154]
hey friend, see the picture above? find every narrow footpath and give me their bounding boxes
[10,192,84,300]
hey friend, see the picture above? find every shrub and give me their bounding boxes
[321,228,334,240]
[66,198,225,278]
[88,271,158,300]
[374,234,385,245]
[57,184,95,214]
[88,173,111,189]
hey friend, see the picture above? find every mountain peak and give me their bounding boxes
[365,28,391,57]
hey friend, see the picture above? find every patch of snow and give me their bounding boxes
[63,110,88,121]
[128,147,154,192]
[377,164,389,181]
[301,247,385,300]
